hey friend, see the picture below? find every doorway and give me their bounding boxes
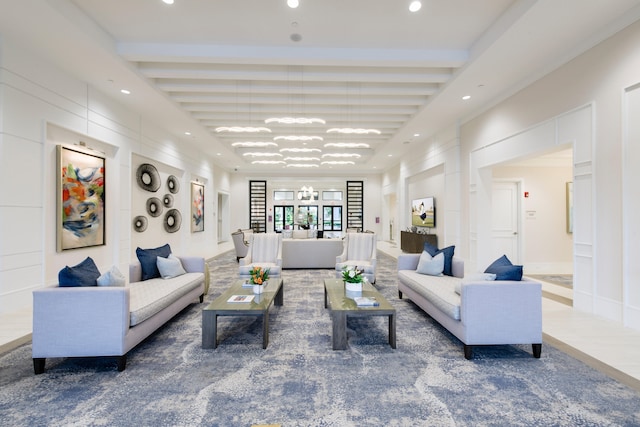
[491,180,521,263]
[217,191,230,243]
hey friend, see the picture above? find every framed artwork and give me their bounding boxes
[566,182,573,234]
[57,145,106,251]
[191,182,205,232]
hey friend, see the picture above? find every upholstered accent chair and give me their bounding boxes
[239,233,283,279]
[231,228,253,261]
[335,232,377,284]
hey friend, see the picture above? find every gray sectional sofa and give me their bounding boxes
[397,253,542,359]
[32,256,205,373]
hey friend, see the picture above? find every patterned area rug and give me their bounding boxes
[527,274,573,288]
[1,251,639,426]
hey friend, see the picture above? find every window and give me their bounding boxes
[322,191,342,201]
[274,191,294,201]
[273,205,294,231]
[323,206,342,231]
[296,205,318,228]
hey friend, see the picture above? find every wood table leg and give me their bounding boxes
[332,311,347,350]
[388,313,397,349]
[262,311,269,349]
[202,310,218,349]
[275,282,284,306]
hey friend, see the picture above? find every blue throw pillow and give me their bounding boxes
[423,242,455,277]
[136,244,172,280]
[58,257,101,287]
[484,254,513,271]
[484,255,523,281]
[416,251,444,276]
[490,265,523,281]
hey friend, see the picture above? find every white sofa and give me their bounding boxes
[397,253,542,359]
[282,237,344,269]
[32,256,205,374]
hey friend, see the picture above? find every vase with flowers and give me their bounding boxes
[342,265,366,292]
[249,266,270,294]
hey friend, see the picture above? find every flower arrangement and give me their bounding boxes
[249,266,270,285]
[341,265,365,284]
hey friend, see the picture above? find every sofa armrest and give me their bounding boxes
[397,253,421,270]
[178,256,205,273]
[32,286,130,357]
[460,281,542,343]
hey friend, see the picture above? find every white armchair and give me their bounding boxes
[239,233,283,279]
[231,228,253,262]
[335,232,377,283]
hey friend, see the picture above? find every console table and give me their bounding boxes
[400,231,438,253]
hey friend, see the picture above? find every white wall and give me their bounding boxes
[460,19,640,330]
[0,37,230,314]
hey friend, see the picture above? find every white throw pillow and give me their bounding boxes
[97,265,126,287]
[416,251,444,276]
[157,254,187,279]
[454,273,497,295]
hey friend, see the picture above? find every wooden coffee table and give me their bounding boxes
[202,278,283,349]
[323,278,396,350]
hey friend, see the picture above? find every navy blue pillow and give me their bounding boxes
[485,255,523,281]
[490,265,523,281]
[136,244,172,281]
[484,254,513,271]
[423,242,455,277]
[58,257,101,287]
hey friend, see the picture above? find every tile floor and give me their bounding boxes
[1,241,639,392]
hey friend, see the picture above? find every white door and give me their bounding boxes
[217,192,230,243]
[491,181,520,263]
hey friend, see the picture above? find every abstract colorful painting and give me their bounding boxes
[191,182,204,232]
[57,145,106,251]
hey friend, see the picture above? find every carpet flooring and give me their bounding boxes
[1,251,639,426]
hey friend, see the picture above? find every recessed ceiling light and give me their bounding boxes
[162,0,174,4]
[409,1,422,12]
[184,131,191,136]
[388,154,393,157]
[462,95,471,100]
[414,133,420,137]
[287,0,299,8]
[120,89,131,95]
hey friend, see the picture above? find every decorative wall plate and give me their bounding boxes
[146,197,163,217]
[167,175,180,194]
[136,163,160,192]
[164,209,182,233]
[162,194,174,208]
[132,216,148,232]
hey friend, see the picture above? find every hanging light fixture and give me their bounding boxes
[287,0,299,8]
[280,147,321,153]
[265,117,326,125]
[326,128,381,135]
[215,126,271,133]
[324,142,370,148]
[274,135,323,142]
[232,142,278,148]
[409,1,422,12]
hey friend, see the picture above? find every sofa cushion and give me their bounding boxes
[59,257,101,287]
[398,270,461,320]
[129,272,203,326]
[416,251,444,276]
[423,242,455,276]
[454,273,496,295]
[484,254,523,281]
[97,265,126,287]
[157,254,187,279]
[136,244,172,280]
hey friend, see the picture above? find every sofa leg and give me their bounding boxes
[532,343,542,358]
[199,294,204,303]
[398,291,403,299]
[116,355,127,372]
[464,345,473,360]
[33,358,45,375]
